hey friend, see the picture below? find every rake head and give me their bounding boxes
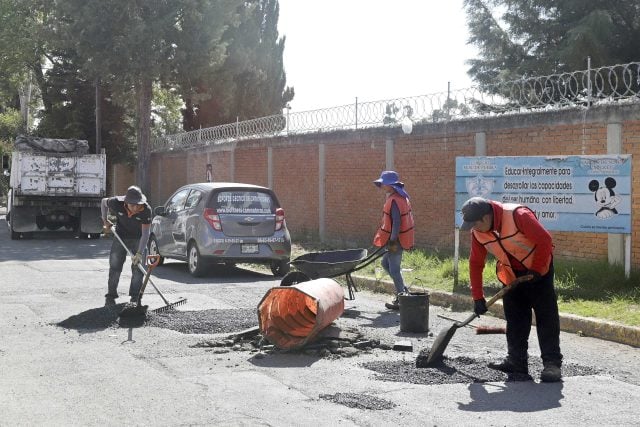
[150,297,188,314]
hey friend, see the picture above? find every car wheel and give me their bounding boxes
[147,236,165,266]
[270,259,291,277]
[188,242,207,277]
[280,271,310,286]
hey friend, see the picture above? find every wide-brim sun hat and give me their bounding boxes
[123,185,147,205]
[373,170,409,199]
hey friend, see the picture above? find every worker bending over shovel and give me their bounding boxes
[101,185,152,306]
[460,197,563,382]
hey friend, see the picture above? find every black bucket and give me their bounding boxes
[398,292,429,333]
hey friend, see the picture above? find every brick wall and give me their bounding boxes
[116,104,640,267]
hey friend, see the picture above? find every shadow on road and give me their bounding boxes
[249,352,321,368]
[54,304,124,333]
[145,262,278,285]
[0,219,111,261]
[457,382,564,412]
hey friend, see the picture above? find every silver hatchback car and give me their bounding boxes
[148,182,291,277]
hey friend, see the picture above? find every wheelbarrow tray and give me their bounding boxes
[289,248,368,279]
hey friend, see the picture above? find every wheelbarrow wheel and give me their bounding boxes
[280,271,310,286]
[270,259,291,277]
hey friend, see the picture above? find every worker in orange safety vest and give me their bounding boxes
[460,196,562,382]
[373,170,415,310]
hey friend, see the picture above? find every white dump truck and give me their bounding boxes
[6,135,106,240]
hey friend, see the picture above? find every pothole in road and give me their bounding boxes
[56,307,603,386]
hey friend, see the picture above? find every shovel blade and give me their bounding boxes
[423,324,460,367]
[118,304,148,318]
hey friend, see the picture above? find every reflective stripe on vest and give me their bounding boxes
[373,193,415,249]
[472,203,550,285]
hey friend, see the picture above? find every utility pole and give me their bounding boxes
[95,78,102,153]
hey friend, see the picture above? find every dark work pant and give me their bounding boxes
[107,238,144,298]
[502,263,563,366]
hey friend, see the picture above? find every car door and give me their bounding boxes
[158,188,190,256]
[173,189,203,255]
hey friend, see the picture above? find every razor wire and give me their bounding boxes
[152,61,640,152]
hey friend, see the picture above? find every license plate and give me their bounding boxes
[241,244,259,254]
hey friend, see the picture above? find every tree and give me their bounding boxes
[464,0,640,85]
[0,0,53,132]
[182,0,294,130]
[56,0,240,192]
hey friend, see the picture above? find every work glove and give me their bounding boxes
[524,270,541,282]
[131,252,142,266]
[102,220,113,236]
[474,298,488,316]
[387,239,399,253]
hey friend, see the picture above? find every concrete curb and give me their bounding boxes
[354,275,640,348]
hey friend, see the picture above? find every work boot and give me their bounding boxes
[540,362,562,382]
[104,293,118,306]
[385,296,400,310]
[488,357,528,374]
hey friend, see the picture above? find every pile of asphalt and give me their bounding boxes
[363,351,599,385]
[145,308,257,334]
[55,306,258,333]
[319,393,397,410]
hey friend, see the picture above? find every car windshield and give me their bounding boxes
[211,190,274,214]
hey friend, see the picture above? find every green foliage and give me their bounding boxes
[0,109,22,144]
[152,85,183,139]
[182,0,294,129]
[463,0,640,84]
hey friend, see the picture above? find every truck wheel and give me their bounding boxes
[9,219,20,240]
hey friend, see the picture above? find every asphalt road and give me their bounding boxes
[1,217,640,426]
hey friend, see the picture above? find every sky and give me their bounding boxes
[277,0,479,112]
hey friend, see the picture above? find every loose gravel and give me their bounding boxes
[364,350,600,385]
[55,306,258,334]
[319,393,397,410]
[145,308,257,334]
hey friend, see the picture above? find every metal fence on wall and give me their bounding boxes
[152,61,640,153]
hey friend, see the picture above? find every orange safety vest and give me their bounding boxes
[373,193,415,249]
[472,203,551,286]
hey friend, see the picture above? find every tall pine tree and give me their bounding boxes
[182,0,294,130]
[464,0,640,84]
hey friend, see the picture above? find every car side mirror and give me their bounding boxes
[154,206,166,216]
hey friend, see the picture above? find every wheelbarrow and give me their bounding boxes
[279,246,387,300]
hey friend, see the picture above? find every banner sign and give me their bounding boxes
[455,155,632,233]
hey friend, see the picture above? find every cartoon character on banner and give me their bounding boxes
[206,164,213,183]
[465,175,494,198]
[589,177,621,219]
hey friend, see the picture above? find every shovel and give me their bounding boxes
[119,255,160,317]
[423,274,533,367]
[110,228,187,313]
